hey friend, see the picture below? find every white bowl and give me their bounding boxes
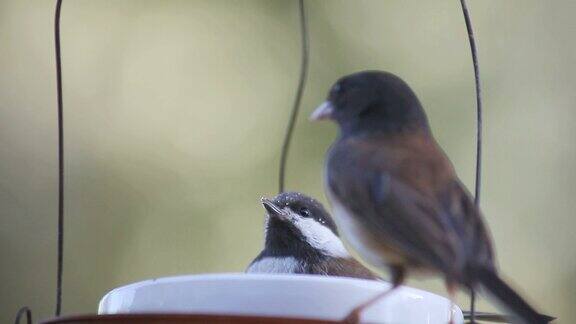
[99,273,463,323]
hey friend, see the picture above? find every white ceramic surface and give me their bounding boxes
[99,273,463,324]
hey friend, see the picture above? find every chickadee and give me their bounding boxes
[311,70,551,324]
[247,192,376,280]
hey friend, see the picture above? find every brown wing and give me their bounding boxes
[442,180,495,271]
[327,133,493,280]
[309,257,379,280]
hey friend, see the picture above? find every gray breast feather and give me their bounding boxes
[246,256,303,274]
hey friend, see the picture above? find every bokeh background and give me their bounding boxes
[1,0,575,322]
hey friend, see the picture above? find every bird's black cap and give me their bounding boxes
[311,70,429,135]
[260,192,339,256]
[263,192,337,233]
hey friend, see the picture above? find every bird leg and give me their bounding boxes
[343,266,404,324]
[446,282,457,324]
[468,288,476,324]
[343,286,397,323]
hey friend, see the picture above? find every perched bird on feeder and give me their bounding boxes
[246,191,376,280]
[310,70,551,324]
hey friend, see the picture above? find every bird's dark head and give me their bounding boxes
[261,192,348,258]
[310,70,429,135]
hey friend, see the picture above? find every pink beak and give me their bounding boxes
[309,101,334,121]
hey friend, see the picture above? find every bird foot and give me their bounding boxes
[342,309,361,324]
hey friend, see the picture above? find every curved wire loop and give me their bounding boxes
[14,307,32,324]
[459,0,482,205]
[278,0,310,193]
[459,0,482,322]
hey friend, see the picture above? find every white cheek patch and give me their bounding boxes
[290,214,350,258]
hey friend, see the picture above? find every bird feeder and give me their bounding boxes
[13,1,494,324]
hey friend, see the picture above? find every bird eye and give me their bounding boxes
[299,207,310,217]
[332,83,343,95]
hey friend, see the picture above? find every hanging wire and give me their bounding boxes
[459,0,482,322]
[278,0,309,193]
[12,1,64,321]
[13,307,32,324]
[459,0,482,205]
[54,0,65,317]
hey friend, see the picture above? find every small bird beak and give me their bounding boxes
[261,197,287,219]
[310,101,334,121]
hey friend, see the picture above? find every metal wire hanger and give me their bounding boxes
[14,1,498,323]
[278,0,309,194]
[459,0,483,322]
[14,0,64,323]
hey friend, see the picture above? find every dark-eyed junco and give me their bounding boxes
[311,71,551,324]
[247,192,376,280]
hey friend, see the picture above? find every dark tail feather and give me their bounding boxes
[462,311,556,323]
[463,311,509,322]
[474,267,553,324]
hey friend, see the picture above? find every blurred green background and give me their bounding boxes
[1,0,575,322]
